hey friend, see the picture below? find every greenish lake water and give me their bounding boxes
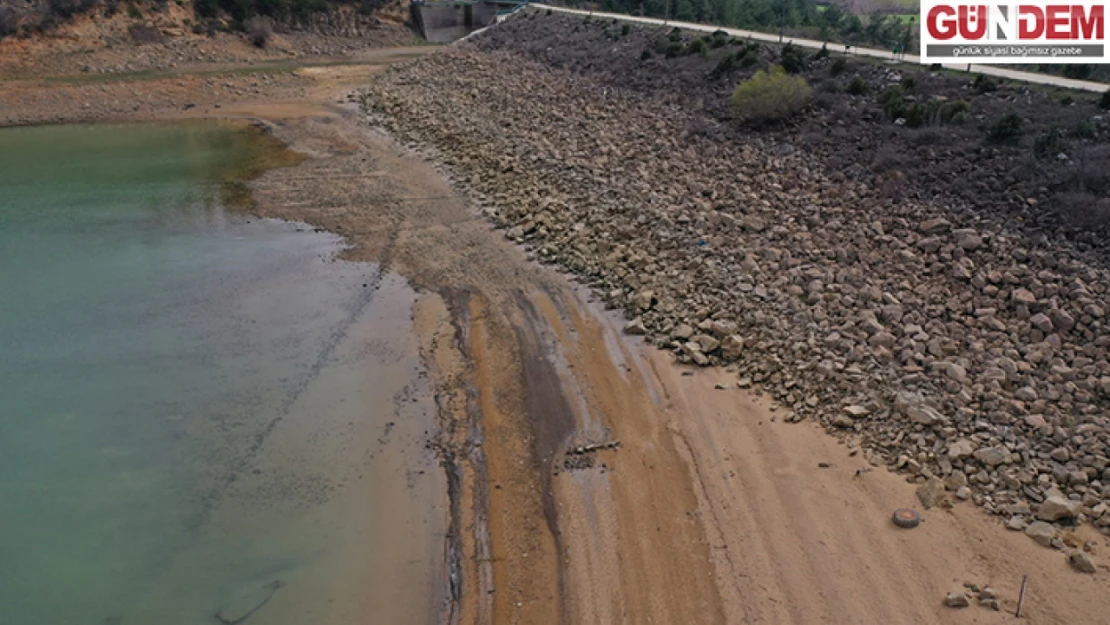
[0,123,445,624]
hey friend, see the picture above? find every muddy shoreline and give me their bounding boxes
[6,38,1110,625]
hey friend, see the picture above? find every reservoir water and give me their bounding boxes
[0,123,445,624]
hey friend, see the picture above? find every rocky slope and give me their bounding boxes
[358,10,1110,548]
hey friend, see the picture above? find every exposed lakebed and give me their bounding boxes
[0,122,444,624]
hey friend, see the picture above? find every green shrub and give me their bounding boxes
[1061,95,1075,106]
[545,8,551,15]
[1035,128,1070,158]
[689,38,708,57]
[621,23,630,36]
[830,57,848,77]
[988,112,1024,143]
[731,65,812,123]
[1073,120,1096,139]
[905,101,939,128]
[812,43,830,60]
[902,76,916,91]
[127,3,141,18]
[664,42,684,58]
[710,52,737,79]
[973,74,998,94]
[939,99,970,124]
[878,85,906,119]
[780,42,806,73]
[1100,90,1110,110]
[845,75,868,95]
[641,48,654,60]
[739,43,761,67]
[709,29,728,48]
[669,27,682,41]
[1063,64,1092,80]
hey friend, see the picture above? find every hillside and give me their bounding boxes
[0,0,416,77]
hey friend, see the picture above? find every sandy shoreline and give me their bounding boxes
[5,45,1109,624]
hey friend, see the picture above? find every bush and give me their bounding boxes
[127,3,142,18]
[246,15,272,47]
[780,42,806,74]
[1100,90,1110,110]
[641,48,654,60]
[731,65,812,123]
[1063,64,1092,80]
[709,29,728,48]
[195,0,218,18]
[988,112,1024,143]
[1061,95,1075,106]
[830,56,848,77]
[710,52,737,79]
[878,85,906,119]
[1073,120,1096,139]
[973,74,998,94]
[689,38,708,57]
[902,76,916,91]
[0,7,15,38]
[669,27,682,41]
[939,99,970,124]
[846,75,868,95]
[739,43,760,67]
[812,43,830,60]
[905,101,939,128]
[664,42,684,58]
[1034,128,1070,158]
[621,23,630,36]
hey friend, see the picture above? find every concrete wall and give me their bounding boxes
[413,2,499,43]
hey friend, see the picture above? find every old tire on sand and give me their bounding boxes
[892,508,921,529]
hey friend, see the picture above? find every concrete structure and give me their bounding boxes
[412,0,507,43]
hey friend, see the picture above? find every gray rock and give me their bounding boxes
[944,592,970,608]
[692,334,720,353]
[947,439,977,459]
[624,317,647,335]
[721,334,744,360]
[917,477,948,509]
[1025,520,1057,547]
[973,446,1009,467]
[919,218,952,234]
[1038,495,1082,521]
[906,404,942,426]
[1068,551,1097,573]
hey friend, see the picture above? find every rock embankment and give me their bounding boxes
[358,32,1110,539]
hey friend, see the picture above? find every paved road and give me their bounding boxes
[531,3,1110,94]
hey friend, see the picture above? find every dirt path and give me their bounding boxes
[6,50,1108,624]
